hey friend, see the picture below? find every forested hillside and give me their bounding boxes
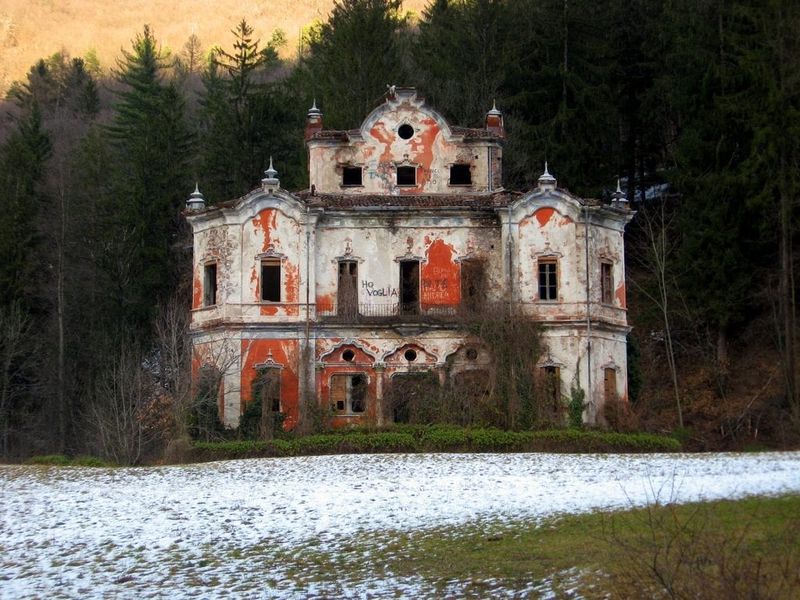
[1,0,798,460]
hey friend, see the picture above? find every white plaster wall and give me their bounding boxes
[309,101,500,195]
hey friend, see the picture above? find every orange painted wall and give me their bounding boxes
[240,338,301,430]
[249,208,301,317]
[421,239,461,309]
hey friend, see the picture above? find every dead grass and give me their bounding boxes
[0,0,428,94]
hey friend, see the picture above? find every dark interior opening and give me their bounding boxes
[350,374,367,413]
[449,163,472,185]
[261,260,281,302]
[342,166,362,186]
[398,124,414,139]
[203,263,217,307]
[397,166,416,186]
[400,260,420,314]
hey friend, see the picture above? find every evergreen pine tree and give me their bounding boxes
[107,25,192,334]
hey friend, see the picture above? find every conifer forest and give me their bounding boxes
[1,0,799,460]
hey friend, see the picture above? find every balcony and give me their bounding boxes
[318,302,460,324]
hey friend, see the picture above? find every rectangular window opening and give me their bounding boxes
[400,260,420,315]
[397,165,416,186]
[538,259,558,301]
[540,366,561,405]
[604,368,618,403]
[461,259,485,312]
[342,166,362,186]
[203,263,217,307]
[331,374,368,414]
[449,163,472,185]
[261,259,281,302]
[601,262,613,304]
[254,368,282,413]
[337,260,358,317]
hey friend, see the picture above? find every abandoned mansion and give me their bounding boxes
[185,87,633,429]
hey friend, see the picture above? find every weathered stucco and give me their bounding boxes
[186,88,632,429]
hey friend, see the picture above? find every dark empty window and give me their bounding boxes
[601,262,613,304]
[203,263,217,307]
[538,260,558,301]
[397,166,416,186]
[342,166,362,186]
[400,260,420,314]
[449,164,472,185]
[461,259,485,312]
[541,366,561,405]
[398,124,414,139]
[261,259,281,302]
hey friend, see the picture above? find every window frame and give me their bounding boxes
[601,261,614,305]
[260,258,282,303]
[537,258,559,302]
[330,373,369,415]
[449,163,472,186]
[341,165,363,187]
[203,262,218,307]
[396,165,417,186]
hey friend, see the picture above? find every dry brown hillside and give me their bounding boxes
[0,0,428,94]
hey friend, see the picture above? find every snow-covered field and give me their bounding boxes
[1,452,799,599]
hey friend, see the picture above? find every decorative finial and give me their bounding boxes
[262,157,280,190]
[308,98,321,116]
[265,157,278,179]
[538,162,556,187]
[612,178,627,206]
[487,99,501,116]
[186,182,206,211]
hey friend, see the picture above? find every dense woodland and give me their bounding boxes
[1,0,799,461]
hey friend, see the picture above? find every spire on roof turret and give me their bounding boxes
[262,157,280,191]
[538,162,556,189]
[186,182,206,211]
[485,99,504,136]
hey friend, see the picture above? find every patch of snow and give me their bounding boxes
[1,452,799,598]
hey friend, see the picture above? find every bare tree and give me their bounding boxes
[87,344,158,465]
[629,199,683,428]
[0,302,34,457]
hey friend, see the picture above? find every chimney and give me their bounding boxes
[305,99,323,142]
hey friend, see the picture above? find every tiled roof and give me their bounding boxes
[450,126,502,140]
[309,127,501,142]
[309,129,359,141]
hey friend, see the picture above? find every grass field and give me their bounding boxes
[282,494,800,598]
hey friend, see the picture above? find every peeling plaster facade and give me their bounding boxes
[186,88,633,429]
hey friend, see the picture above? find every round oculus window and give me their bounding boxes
[466,348,478,360]
[404,348,417,362]
[398,124,414,140]
[342,349,355,362]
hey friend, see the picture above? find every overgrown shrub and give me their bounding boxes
[189,426,680,461]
